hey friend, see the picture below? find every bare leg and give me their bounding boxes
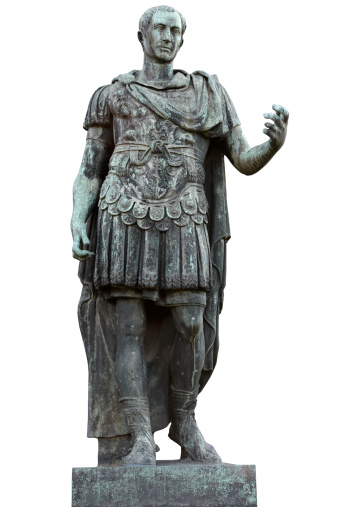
[169,305,221,463]
[115,298,156,465]
[170,305,205,392]
[115,298,147,399]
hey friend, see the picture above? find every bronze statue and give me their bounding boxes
[71,5,288,467]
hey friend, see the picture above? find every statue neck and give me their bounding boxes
[137,57,174,84]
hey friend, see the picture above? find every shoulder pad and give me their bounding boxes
[83,85,113,131]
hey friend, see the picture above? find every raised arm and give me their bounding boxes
[224,105,289,175]
[71,125,114,261]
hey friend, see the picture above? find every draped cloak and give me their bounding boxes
[78,70,240,438]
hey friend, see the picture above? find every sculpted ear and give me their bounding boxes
[179,38,184,48]
[138,31,144,48]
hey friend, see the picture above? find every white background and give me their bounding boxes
[1,0,337,506]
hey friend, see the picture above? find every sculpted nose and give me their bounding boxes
[162,28,171,42]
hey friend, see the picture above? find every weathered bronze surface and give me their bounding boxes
[71,3,288,475]
[72,463,257,507]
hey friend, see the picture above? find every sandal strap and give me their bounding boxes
[170,386,199,414]
[120,397,154,445]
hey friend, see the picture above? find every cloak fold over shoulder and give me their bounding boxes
[78,71,239,437]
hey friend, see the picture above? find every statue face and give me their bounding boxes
[141,10,182,63]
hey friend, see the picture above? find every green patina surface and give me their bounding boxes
[71,1,288,489]
[72,462,257,507]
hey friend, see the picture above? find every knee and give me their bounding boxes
[117,301,146,343]
[123,311,146,341]
[175,312,203,343]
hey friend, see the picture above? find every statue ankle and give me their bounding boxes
[169,385,222,463]
[169,386,199,437]
[170,386,199,418]
[120,397,153,437]
[120,397,156,465]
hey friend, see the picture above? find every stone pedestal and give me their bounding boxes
[72,461,257,507]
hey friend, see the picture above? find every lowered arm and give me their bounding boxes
[71,125,114,261]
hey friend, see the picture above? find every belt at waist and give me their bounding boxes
[113,142,205,165]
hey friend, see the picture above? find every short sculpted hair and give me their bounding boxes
[139,5,187,35]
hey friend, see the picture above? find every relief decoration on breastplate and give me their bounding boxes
[98,89,209,230]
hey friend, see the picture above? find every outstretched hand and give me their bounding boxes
[263,105,289,151]
[71,220,95,262]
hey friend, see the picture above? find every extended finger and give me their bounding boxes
[263,128,277,140]
[72,242,84,260]
[264,121,278,130]
[72,237,95,261]
[73,245,95,258]
[263,113,283,127]
[72,246,95,261]
[272,104,289,122]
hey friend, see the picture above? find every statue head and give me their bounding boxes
[138,5,186,63]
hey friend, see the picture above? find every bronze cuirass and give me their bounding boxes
[98,83,210,230]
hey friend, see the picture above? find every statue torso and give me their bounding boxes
[99,82,210,228]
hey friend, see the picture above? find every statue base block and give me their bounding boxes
[72,461,257,507]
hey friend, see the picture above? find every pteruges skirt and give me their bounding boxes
[93,208,211,298]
